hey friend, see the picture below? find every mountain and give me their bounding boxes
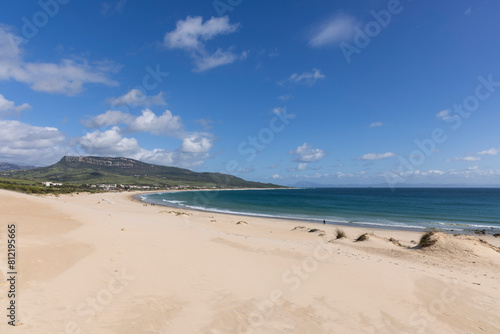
[2,156,283,188]
[0,162,37,171]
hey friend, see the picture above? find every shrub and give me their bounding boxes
[335,228,346,239]
[356,233,369,242]
[418,231,438,248]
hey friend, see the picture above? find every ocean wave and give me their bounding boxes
[140,189,500,233]
[162,199,186,205]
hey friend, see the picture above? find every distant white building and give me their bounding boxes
[42,182,62,187]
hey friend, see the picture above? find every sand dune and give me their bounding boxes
[1,189,499,333]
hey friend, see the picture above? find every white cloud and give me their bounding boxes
[478,148,499,155]
[128,109,182,135]
[436,109,454,121]
[0,94,31,117]
[163,16,243,71]
[193,48,242,72]
[297,163,307,171]
[358,152,396,160]
[80,108,213,167]
[290,143,325,162]
[286,69,326,86]
[0,120,67,165]
[383,168,500,182]
[369,122,383,128]
[272,174,283,179]
[309,14,358,47]
[136,149,174,166]
[82,110,133,128]
[106,89,166,108]
[83,109,183,136]
[453,156,481,162]
[164,16,239,50]
[78,128,211,168]
[0,25,118,95]
[287,162,309,172]
[181,134,213,153]
[79,127,142,156]
[139,149,210,168]
[465,7,471,15]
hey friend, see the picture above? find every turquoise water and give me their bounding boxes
[139,188,500,233]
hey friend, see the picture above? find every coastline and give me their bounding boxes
[1,188,499,333]
[133,188,500,235]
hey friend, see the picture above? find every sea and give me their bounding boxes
[138,188,500,234]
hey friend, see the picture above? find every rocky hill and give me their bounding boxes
[3,156,283,189]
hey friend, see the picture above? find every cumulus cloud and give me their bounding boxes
[285,69,326,86]
[83,109,183,136]
[0,93,31,117]
[78,128,212,168]
[0,25,118,95]
[82,110,133,128]
[128,109,182,135]
[193,48,244,72]
[309,13,359,47]
[181,134,213,153]
[106,89,166,108]
[163,16,244,71]
[290,143,325,162]
[478,148,499,155]
[296,163,308,171]
[80,108,213,167]
[164,16,239,50]
[0,120,67,165]
[357,152,396,160]
[79,127,141,156]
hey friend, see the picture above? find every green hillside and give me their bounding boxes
[1,156,283,189]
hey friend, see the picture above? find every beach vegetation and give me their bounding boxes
[335,228,347,239]
[418,231,438,248]
[389,237,404,247]
[355,233,369,242]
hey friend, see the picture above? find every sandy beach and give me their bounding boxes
[1,188,500,334]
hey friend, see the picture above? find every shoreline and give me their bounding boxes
[133,188,500,236]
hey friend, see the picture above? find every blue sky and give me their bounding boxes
[1,0,500,186]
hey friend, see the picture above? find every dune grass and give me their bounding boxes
[356,233,369,242]
[335,228,346,239]
[418,231,438,248]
